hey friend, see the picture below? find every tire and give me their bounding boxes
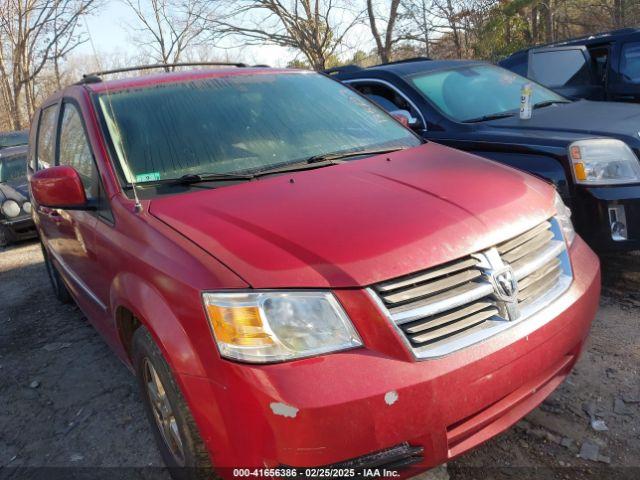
[0,226,8,248]
[132,327,214,480]
[40,242,72,303]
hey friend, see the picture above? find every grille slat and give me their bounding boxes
[409,308,498,344]
[376,257,479,293]
[518,266,563,304]
[380,269,482,306]
[405,302,496,334]
[502,229,555,264]
[497,221,551,254]
[518,258,561,291]
[390,281,491,318]
[371,218,572,358]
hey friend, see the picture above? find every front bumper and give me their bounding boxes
[573,183,640,251]
[178,237,600,477]
[0,215,37,244]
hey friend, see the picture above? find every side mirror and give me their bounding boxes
[390,109,419,129]
[30,165,89,209]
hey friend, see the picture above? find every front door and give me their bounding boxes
[47,101,109,315]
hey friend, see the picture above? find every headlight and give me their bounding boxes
[1,199,20,218]
[569,138,640,185]
[22,201,32,214]
[203,291,362,363]
[554,192,575,246]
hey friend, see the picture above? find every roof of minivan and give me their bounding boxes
[85,67,299,94]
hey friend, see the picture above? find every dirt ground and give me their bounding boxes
[0,241,638,480]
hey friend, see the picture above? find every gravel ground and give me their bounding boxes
[0,241,638,480]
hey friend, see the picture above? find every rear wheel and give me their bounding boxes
[40,242,72,303]
[132,327,214,480]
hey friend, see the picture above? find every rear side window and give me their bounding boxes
[58,103,98,198]
[530,49,592,87]
[36,105,58,169]
[588,46,609,85]
[620,42,640,83]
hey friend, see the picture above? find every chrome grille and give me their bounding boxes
[370,218,573,358]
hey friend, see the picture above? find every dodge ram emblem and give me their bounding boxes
[490,266,518,303]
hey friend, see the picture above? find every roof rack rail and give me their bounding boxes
[78,62,249,84]
[322,65,363,76]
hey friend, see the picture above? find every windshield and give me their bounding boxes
[98,72,420,184]
[409,65,566,122]
[0,155,27,183]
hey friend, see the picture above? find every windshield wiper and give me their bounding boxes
[305,147,407,163]
[463,112,515,123]
[249,159,339,178]
[533,100,570,109]
[249,147,407,178]
[144,148,409,185]
[170,172,255,184]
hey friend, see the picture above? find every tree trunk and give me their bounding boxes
[543,1,553,43]
[531,4,539,43]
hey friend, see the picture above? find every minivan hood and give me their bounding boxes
[486,100,640,144]
[150,143,555,288]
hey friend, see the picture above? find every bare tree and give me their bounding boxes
[215,0,362,70]
[122,0,213,70]
[401,0,446,57]
[431,0,466,58]
[0,0,97,129]
[366,0,402,63]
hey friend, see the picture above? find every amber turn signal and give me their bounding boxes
[205,305,274,347]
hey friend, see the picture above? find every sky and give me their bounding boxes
[78,1,363,68]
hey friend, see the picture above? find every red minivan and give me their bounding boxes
[28,66,600,479]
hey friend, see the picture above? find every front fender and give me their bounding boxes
[109,272,236,466]
[109,271,206,378]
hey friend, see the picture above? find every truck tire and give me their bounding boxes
[132,327,215,480]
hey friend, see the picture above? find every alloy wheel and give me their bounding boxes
[143,358,185,465]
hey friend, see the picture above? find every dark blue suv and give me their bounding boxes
[328,58,640,252]
[500,28,640,102]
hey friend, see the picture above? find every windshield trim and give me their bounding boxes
[405,63,569,125]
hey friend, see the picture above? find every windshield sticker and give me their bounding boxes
[135,172,161,182]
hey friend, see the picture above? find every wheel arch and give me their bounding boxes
[110,271,207,378]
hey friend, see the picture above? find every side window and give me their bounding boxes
[530,49,592,87]
[351,82,424,128]
[36,105,58,169]
[588,46,609,85]
[620,42,640,83]
[58,103,99,199]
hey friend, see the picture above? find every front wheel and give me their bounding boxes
[132,327,214,480]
